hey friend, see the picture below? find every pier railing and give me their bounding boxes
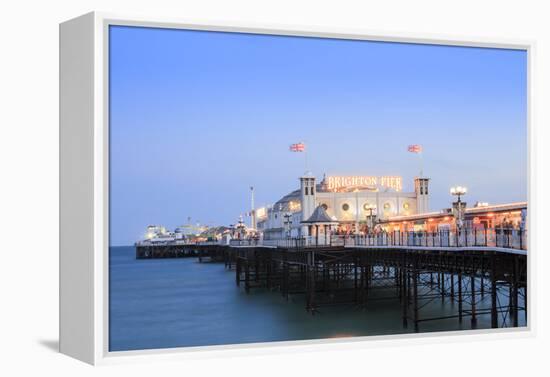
[239,228,527,250]
[229,239,262,247]
[142,228,526,251]
[230,238,310,248]
[136,239,201,247]
[331,228,527,250]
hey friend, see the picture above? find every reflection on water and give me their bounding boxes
[109,246,525,351]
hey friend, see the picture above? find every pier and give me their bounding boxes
[135,230,527,332]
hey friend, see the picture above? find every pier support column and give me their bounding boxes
[254,249,260,282]
[322,263,328,292]
[245,260,250,294]
[402,256,408,328]
[458,268,463,323]
[440,270,445,301]
[236,257,241,286]
[396,265,402,298]
[306,251,316,313]
[508,281,513,315]
[266,258,272,289]
[413,256,419,332]
[369,264,373,288]
[512,255,519,327]
[450,268,455,302]
[491,253,498,328]
[354,255,358,303]
[479,255,485,300]
[283,252,289,300]
[470,258,477,328]
[362,264,367,306]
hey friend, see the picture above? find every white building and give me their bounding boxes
[257,172,430,239]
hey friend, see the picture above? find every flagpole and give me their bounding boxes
[408,145,423,177]
[290,142,308,173]
[419,151,423,178]
[304,143,308,172]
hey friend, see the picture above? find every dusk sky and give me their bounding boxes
[109,25,527,246]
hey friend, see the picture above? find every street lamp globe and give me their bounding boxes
[450,185,467,200]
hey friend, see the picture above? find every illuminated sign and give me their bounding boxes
[327,176,403,192]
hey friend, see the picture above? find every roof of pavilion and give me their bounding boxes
[301,205,338,224]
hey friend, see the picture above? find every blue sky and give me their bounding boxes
[109,25,527,246]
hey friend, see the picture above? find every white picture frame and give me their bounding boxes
[60,11,535,365]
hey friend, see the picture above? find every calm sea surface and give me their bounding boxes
[109,246,524,351]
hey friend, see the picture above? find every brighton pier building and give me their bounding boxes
[257,173,430,240]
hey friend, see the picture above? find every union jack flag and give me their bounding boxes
[289,142,306,152]
[407,144,422,153]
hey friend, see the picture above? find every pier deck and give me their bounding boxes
[135,237,527,332]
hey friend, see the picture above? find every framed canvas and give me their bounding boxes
[60,12,534,365]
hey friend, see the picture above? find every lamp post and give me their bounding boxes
[450,186,467,231]
[283,212,293,238]
[364,203,376,234]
